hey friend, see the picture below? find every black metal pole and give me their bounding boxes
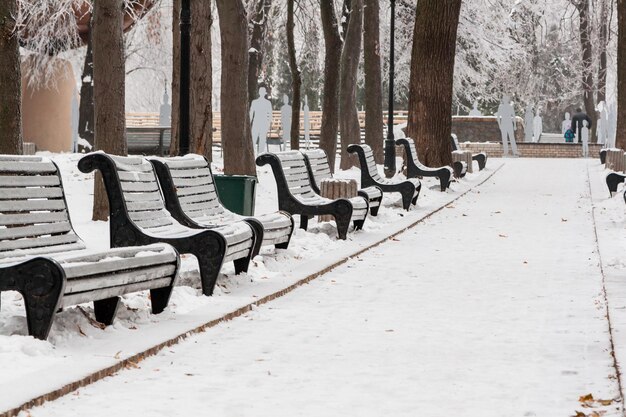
[384,0,396,178]
[179,0,191,156]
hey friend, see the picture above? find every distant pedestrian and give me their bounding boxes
[581,120,589,158]
[571,108,592,143]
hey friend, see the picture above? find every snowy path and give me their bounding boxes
[28,159,621,417]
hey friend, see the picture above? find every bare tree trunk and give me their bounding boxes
[169,0,181,155]
[616,0,626,150]
[248,0,272,103]
[406,0,461,167]
[189,1,213,159]
[575,0,597,140]
[287,0,301,150]
[78,29,94,149]
[216,0,256,176]
[338,0,362,170]
[92,0,127,221]
[363,0,383,164]
[0,0,22,155]
[597,0,611,104]
[320,0,342,172]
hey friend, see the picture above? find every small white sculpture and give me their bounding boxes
[533,110,543,143]
[249,87,273,154]
[581,120,589,158]
[469,100,482,116]
[280,94,291,151]
[596,101,607,145]
[496,94,519,156]
[159,90,171,126]
[303,95,311,149]
[524,104,534,142]
[562,112,572,135]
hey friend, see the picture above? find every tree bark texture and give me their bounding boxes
[216,0,256,176]
[406,0,462,167]
[78,29,94,149]
[338,0,362,170]
[0,0,22,155]
[597,0,610,104]
[169,0,181,155]
[616,0,626,150]
[92,0,127,221]
[575,0,597,140]
[363,0,384,164]
[319,0,342,172]
[248,0,272,103]
[287,0,301,150]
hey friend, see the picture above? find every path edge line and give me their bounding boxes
[587,164,625,416]
[3,164,503,417]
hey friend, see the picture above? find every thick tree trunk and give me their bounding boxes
[320,0,342,172]
[169,0,181,155]
[216,0,256,176]
[597,0,610,104]
[0,0,22,155]
[287,0,301,150]
[406,0,461,167]
[338,0,362,170]
[248,0,272,103]
[78,29,94,149]
[616,0,626,150]
[576,0,597,140]
[363,0,383,164]
[92,0,127,221]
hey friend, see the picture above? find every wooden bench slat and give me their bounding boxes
[117,171,157,182]
[0,187,63,200]
[169,167,212,179]
[133,216,175,229]
[123,190,164,202]
[65,264,176,292]
[121,180,160,193]
[62,276,173,307]
[169,176,211,187]
[0,199,66,212]
[175,184,215,197]
[128,209,170,222]
[126,199,165,212]
[0,221,72,240]
[0,236,84,257]
[0,161,57,173]
[0,211,68,226]
[178,192,218,205]
[0,175,60,187]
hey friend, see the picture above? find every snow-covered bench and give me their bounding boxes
[301,149,382,216]
[347,144,421,211]
[600,149,607,164]
[149,154,294,256]
[450,134,487,171]
[0,155,180,340]
[605,171,626,197]
[78,152,256,296]
[256,151,368,240]
[396,138,453,192]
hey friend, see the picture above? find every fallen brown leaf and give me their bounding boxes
[579,394,594,403]
[498,234,508,238]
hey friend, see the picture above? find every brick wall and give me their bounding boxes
[459,142,603,158]
[452,116,525,143]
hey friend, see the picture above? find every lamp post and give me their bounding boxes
[178,0,191,156]
[383,0,396,178]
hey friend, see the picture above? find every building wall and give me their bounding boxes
[459,142,604,158]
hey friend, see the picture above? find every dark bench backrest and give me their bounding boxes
[152,155,226,220]
[359,144,384,182]
[272,151,318,200]
[450,134,460,151]
[301,149,332,194]
[401,138,430,169]
[105,154,179,231]
[0,155,86,261]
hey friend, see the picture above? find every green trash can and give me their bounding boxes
[213,174,257,216]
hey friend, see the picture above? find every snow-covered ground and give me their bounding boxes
[13,157,625,417]
[0,151,496,414]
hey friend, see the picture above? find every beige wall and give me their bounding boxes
[21,59,76,153]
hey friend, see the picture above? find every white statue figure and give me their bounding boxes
[303,95,311,149]
[280,94,291,151]
[159,90,171,126]
[608,102,617,148]
[469,100,482,116]
[524,104,534,142]
[581,120,590,158]
[562,112,572,135]
[71,88,79,152]
[533,110,543,143]
[596,101,607,145]
[496,94,519,156]
[249,87,273,154]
